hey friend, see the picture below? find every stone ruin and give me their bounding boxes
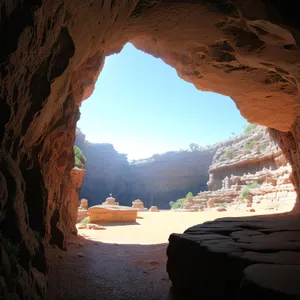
[132,199,147,211]
[77,198,89,223]
[102,196,119,206]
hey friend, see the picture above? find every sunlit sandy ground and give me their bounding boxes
[78,205,294,244]
[47,205,294,300]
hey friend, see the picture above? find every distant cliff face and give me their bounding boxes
[74,129,131,207]
[75,129,215,208]
[129,150,215,208]
[208,126,282,191]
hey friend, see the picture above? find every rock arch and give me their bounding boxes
[1,0,300,298]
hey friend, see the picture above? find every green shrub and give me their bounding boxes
[185,192,193,198]
[261,143,267,151]
[74,146,87,169]
[81,217,90,224]
[241,183,260,197]
[243,123,258,135]
[247,182,260,189]
[245,141,254,151]
[225,149,234,159]
[241,186,250,197]
[169,198,186,209]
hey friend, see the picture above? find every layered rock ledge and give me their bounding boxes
[167,216,300,299]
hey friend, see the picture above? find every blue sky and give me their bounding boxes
[77,43,247,160]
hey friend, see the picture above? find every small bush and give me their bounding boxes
[81,217,90,224]
[169,197,186,209]
[218,202,228,207]
[74,146,87,169]
[243,123,258,135]
[261,143,267,151]
[241,186,250,197]
[225,149,234,159]
[245,141,254,151]
[247,182,260,189]
[185,192,193,198]
[241,183,261,197]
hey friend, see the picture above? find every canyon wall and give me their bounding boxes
[208,126,281,190]
[1,0,300,298]
[182,126,296,212]
[75,129,215,209]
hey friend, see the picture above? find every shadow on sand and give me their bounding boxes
[100,221,141,227]
[46,234,177,300]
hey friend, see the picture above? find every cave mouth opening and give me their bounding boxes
[73,43,295,244]
[2,1,300,299]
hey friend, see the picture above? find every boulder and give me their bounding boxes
[167,216,300,299]
[88,205,138,223]
[149,206,159,212]
[132,199,147,211]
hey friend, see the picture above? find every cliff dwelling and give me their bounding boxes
[1,0,300,299]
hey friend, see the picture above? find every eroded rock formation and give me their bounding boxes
[2,0,300,298]
[182,127,296,212]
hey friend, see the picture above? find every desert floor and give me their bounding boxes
[46,207,292,300]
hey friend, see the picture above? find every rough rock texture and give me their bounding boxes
[167,216,300,299]
[2,0,300,298]
[75,129,215,208]
[208,126,281,190]
[88,205,138,223]
[69,168,86,232]
[182,127,296,212]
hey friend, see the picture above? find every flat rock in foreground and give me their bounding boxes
[167,216,300,299]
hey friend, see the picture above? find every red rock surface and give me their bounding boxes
[1,1,300,298]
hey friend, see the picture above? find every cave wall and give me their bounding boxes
[1,0,300,298]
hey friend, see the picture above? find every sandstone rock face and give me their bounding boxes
[69,168,86,232]
[75,130,215,208]
[2,1,300,298]
[208,126,280,190]
[88,205,138,223]
[183,126,296,212]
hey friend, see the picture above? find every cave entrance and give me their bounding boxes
[73,43,295,242]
